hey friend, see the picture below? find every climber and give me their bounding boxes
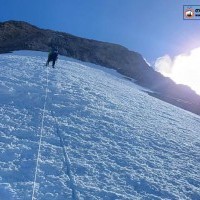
[46,48,58,68]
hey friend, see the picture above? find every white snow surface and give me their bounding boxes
[0,51,200,200]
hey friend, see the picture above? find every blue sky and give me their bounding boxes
[1,0,200,63]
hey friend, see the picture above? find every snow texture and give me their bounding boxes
[0,51,200,200]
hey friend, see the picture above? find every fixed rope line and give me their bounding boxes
[31,67,49,200]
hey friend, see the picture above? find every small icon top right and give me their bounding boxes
[183,5,200,20]
[185,9,195,18]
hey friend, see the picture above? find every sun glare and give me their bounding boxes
[155,47,200,95]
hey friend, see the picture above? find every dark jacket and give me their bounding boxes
[48,51,58,61]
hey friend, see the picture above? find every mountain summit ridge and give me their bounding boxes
[0,20,200,115]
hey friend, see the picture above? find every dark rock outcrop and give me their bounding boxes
[0,20,200,115]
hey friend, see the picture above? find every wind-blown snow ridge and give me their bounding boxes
[0,51,200,200]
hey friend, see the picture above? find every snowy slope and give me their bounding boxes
[0,51,200,200]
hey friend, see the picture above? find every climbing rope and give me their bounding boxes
[31,67,49,200]
[31,65,78,200]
